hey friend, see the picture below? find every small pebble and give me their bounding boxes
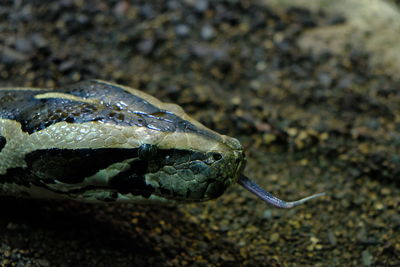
[194,0,209,12]
[270,233,280,243]
[176,24,190,36]
[201,24,215,40]
[262,209,273,220]
[361,250,373,266]
[137,38,155,55]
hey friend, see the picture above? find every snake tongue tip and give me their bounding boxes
[237,175,325,208]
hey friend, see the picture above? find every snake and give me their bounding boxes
[0,80,324,207]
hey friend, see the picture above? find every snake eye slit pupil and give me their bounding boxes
[138,144,158,160]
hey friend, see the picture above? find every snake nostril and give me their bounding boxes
[212,153,222,161]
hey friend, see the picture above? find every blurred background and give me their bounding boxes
[0,0,399,266]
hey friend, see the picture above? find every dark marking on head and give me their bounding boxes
[138,144,158,160]
[25,148,139,184]
[0,145,227,201]
[154,149,209,167]
[0,136,6,152]
[109,159,154,198]
[0,81,223,144]
[0,167,35,187]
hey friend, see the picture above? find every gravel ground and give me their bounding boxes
[0,0,399,266]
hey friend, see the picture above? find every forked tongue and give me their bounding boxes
[237,175,325,208]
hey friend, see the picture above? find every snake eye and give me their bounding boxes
[138,144,158,160]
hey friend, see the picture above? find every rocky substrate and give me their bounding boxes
[0,1,399,266]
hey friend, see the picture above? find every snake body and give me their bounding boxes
[0,80,323,207]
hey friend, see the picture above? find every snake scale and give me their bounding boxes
[0,80,324,207]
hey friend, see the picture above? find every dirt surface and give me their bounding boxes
[0,0,399,266]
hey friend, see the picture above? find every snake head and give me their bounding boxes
[10,80,323,206]
[140,136,246,203]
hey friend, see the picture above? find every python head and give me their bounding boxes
[0,80,324,207]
